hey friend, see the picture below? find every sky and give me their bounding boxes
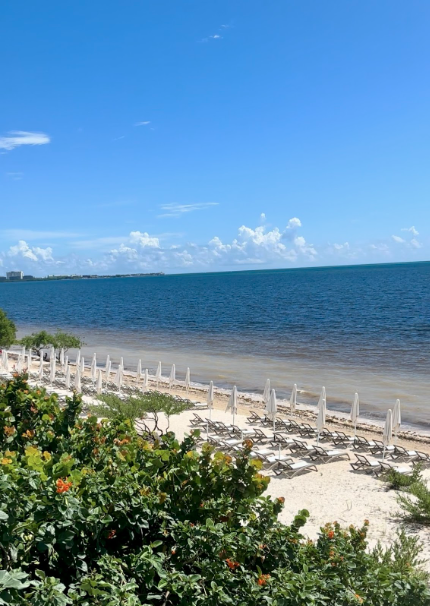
[1,0,430,276]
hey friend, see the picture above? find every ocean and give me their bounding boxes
[1,262,429,429]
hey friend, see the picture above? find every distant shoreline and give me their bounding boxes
[0,272,165,283]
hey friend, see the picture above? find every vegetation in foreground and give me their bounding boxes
[385,467,430,525]
[0,375,429,605]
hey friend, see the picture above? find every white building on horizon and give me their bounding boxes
[6,271,24,280]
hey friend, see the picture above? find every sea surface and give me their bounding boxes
[1,263,429,429]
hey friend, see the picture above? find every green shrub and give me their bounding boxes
[0,375,429,605]
[398,478,430,525]
[383,464,423,491]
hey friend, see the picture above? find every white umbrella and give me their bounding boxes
[144,368,149,389]
[21,346,26,358]
[105,355,110,372]
[289,384,297,414]
[316,397,326,443]
[38,355,43,380]
[60,348,65,367]
[169,364,176,389]
[80,357,85,374]
[49,355,56,384]
[105,360,111,385]
[137,359,142,380]
[263,379,271,406]
[383,409,393,459]
[0,350,6,370]
[114,365,123,391]
[207,380,214,419]
[268,388,278,432]
[350,393,360,436]
[28,348,32,369]
[64,356,69,374]
[17,354,23,373]
[155,361,162,387]
[226,385,238,427]
[74,366,81,393]
[91,354,97,382]
[120,357,124,370]
[26,355,31,375]
[392,399,401,441]
[96,369,103,395]
[318,386,326,410]
[65,364,71,389]
[185,367,191,393]
[75,351,81,369]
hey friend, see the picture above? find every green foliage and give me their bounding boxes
[0,309,16,348]
[19,330,83,356]
[383,464,423,491]
[372,528,428,581]
[397,477,430,525]
[0,375,429,605]
[93,392,189,433]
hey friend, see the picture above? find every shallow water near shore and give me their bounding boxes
[2,262,429,429]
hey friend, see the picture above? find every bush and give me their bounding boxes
[383,464,423,491]
[0,309,16,349]
[0,375,429,605]
[398,478,430,525]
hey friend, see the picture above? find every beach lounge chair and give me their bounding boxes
[251,428,269,444]
[389,445,426,462]
[309,446,350,463]
[274,459,318,479]
[270,432,295,448]
[411,451,430,467]
[378,461,413,477]
[331,431,356,447]
[246,411,264,424]
[350,454,382,474]
[290,439,317,456]
[298,423,318,438]
[190,413,206,427]
[228,425,255,439]
[275,419,294,432]
[214,421,234,435]
[369,439,395,456]
[352,436,377,451]
[258,453,292,469]
[318,428,338,442]
[205,419,219,433]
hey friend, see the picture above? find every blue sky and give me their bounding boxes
[1,0,429,276]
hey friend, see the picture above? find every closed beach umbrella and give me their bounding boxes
[207,380,214,419]
[114,365,123,391]
[17,355,23,373]
[393,399,401,440]
[96,369,103,395]
[383,409,393,459]
[1,350,7,370]
[268,389,278,432]
[91,354,97,382]
[289,384,297,414]
[155,361,162,387]
[185,367,191,393]
[21,346,26,358]
[263,379,271,406]
[316,397,326,443]
[49,355,56,384]
[105,354,110,372]
[75,351,81,369]
[120,357,124,370]
[64,356,69,374]
[28,348,32,367]
[38,355,43,380]
[74,366,81,393]
[60,348,65,367]
[350,393,360,436]
[26,355,31,374]
[65,364,71,389]
[144,368,149,389]
[318,386,326,410]
[226,385,238,427]
[169,364,176,389]
[80,357,85,374]
[137,359,142,380]
[105,360,111,385]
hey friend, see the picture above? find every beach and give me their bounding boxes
[3,352,429,573]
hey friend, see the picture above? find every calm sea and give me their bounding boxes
[0,263,429,428]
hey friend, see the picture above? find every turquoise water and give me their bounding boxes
[1,262,429,427]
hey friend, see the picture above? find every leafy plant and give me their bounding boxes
[0,309,16,348]
[18,330,83,358]
[383,464,423,491]
[0,375,429,605]
[398,477,430,525]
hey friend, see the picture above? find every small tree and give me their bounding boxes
[92,391,188,433]
[19,330,83,358]
[52,330,84,355]
[0,308,16,348]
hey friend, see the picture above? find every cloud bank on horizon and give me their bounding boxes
[0,218,424,277]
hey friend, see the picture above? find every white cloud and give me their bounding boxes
[260,213,266,222]
[286,217,302,229]
[158,202,219,218]
[209,35,221,40]
[134,121,151,126]
[129,231,160,248]
[6,240,53,263]
[402,226,419,236]
[0,131,50,151]
[392,235,405,243]
[410,238,422,249]
[333,242,350,251]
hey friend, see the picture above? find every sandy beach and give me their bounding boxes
[2,353,430,573]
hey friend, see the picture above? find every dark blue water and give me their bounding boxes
[0,263,429,426]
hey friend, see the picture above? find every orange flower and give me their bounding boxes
[56,478,72,494]
[257,574,270,586]
[4,427,15,436]
[22,430,35,439]
[277,496,285,504]
[225,558,240,570]
[364,519,369,526]
[30,406,38,413]
[243,439,253,449]
[107,530,116,539]
[171,548,176,555]
[354,595,363,603]
[327,531,334,539]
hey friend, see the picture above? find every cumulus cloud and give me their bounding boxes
[3,240,54,267]
[260,213,266,222]
[402,226,419,236]
[0,131,50,151]
[410,238,422,249]
[392,235,405,243]
[333,242,350,251]
[286,217,302,229]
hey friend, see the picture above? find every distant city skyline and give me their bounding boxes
[1,1,429,276]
